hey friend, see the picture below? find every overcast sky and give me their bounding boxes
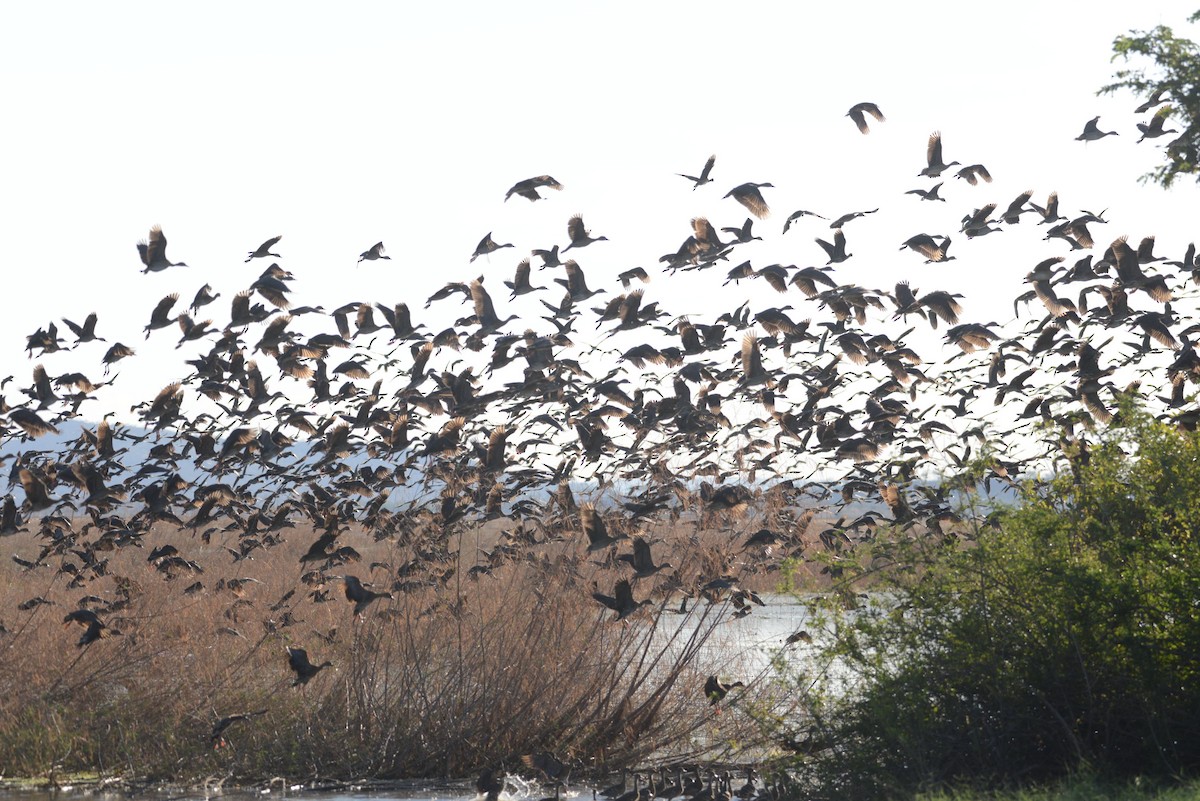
[2,2,1199,424]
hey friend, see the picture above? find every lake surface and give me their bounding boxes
[2,782,623,801]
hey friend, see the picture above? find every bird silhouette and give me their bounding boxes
[815,229,852,264]
[592,579,650,620]
[618,536,672,579]
[61,313,104,347]
[505,258,545,298]
[246,235,282,262]
[138,226,188,272]
[582,503,626,551]
[846,102,885,134]
[358,242,390,264]
[286,646,332,686]
[555,260,605,301]
[725,183,773,219]
[63,609,118,647]
[563,214,608,252]
[505,175,563,202]
[919,132,960,178]
[1077,116,1118,141]
[470,277,518,338]
[471,232,514,262]
[210,709,267,749]
[704,675,744,705]
[955,164,992,185]
[905,183,945,202]
[339,575,393,616]
[678,155,716,189]
[1137,107,1178,142]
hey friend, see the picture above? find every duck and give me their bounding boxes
[725,183,773,219]
[705,675,745,705]
[138,225,188,272]
[846,101,885,134]
[678,154,716,189]
[919,132,959,178]
[1077,116,1118,141]
[246,235,282,262]
[286,646,332,686]
[563,214,609,252]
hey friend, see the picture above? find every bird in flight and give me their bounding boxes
[138,226,188,273]
[725,182,773,219]
[505,175,564,202]
[358,242,389,264]
[246,235,282,263]
[846,102,885,134]
[1076,116,1118,141]
[919,132,960,178]
[678,154,716,189]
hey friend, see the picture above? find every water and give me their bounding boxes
[663,592,821,682]
[2,782,606,801]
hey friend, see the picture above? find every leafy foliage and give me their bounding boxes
[1102,13,1200,186]
[799,412,1200,798]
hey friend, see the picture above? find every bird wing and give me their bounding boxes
[471,280,498,324]
[146,225,167,264]
[567,215,586,242]
[926,132,943,166]
[733,185,770,219]
[633,536,652,570]
[614,579,635,607]
[849,107,868,133]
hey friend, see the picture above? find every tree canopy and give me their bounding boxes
[1103,12,1200,186]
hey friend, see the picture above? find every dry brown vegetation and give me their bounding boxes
[0,507,809,783]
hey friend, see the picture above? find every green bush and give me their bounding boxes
[802,413,1200,798]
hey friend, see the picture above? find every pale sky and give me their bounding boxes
[2,2,1199,434]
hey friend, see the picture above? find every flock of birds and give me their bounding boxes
[2,91,1198,784]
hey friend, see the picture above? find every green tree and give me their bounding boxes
[794,412,1200,798]
[1102,13,1200,187]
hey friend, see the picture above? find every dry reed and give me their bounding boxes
[0,508,797,783]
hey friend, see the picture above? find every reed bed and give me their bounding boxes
[0,512,797,783]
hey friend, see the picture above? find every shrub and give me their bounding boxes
[797,413,1200,798]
